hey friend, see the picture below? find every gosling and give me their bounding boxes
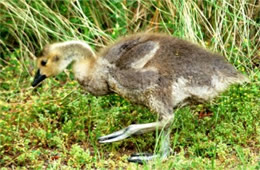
[32,33,248,163]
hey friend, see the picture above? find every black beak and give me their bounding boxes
[32,69,46,87]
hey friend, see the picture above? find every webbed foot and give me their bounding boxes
[98,128,129,143]
[127,153,160,164]
[98,122,165,143]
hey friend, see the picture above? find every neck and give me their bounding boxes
[73,56,96,81]
[55,41,96,81]
[55,40,96,62]
[53,41,96,80]
[55,42,112,95]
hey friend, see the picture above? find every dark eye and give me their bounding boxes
[41,60,47,66]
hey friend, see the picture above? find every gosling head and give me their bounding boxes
[32,41,95,87]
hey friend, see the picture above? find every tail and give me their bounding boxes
[212,71,249,94]
[233,73,250,84]
[225,73,250,86]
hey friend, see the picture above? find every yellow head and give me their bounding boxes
[32,41,95,87]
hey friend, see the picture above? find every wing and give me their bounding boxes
[101,37,142,64]
[114,41,159,70]
[101,35,159,70]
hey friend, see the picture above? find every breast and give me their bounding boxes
[77,75,109,96]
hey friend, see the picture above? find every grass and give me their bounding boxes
[0,0,259,169]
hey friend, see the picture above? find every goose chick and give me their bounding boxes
[32,33,249,163]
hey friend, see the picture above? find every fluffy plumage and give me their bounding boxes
[32,33,248,163]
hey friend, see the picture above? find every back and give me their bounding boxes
[101,33,245,83]
[100,33,248,104]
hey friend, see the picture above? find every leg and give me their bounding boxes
[98,96,174,143]
[98,118,172,143]
[126,95,175,163]
[98,114,174,163]
[98,93,175,163]
[127,123,172,164]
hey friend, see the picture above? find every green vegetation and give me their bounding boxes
[0,0,259,169]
